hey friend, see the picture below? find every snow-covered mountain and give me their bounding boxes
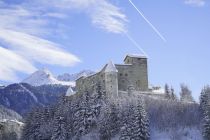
[57,70,95,81]
[22,68,75,87]
[0,84,5,89]
[0,83,69,115]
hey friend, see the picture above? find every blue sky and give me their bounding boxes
[0,0,209,100]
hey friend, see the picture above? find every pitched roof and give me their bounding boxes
[65,87,75,96]
[124,54,147,61]
[105,61,118,73]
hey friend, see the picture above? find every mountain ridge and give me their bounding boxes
[22,69,94,87]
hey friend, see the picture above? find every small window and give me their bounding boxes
[138,58,141,60]
[125,73,128,76]
[120,73,123,76]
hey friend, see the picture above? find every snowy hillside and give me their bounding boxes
[0,105,23,139]
[22,87,203,140]
[22,68,75,87]
[0,119,23,140]
[57,70,95,81]
[0,105,22,121]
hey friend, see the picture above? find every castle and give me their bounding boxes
[76,54,148,97]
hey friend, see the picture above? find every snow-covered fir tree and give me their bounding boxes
[180,84,194,103]
[200,85,210,140]
[120,98,150,140]
[51,116,68,140]
[164,84,171,99]
[132,99,150,140]
[99,101,120,139]
[170,87,177,101]
[22,108,43,140]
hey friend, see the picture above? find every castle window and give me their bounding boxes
[125,73,128,76]
[120,73,123,76]
[138,58,141,60]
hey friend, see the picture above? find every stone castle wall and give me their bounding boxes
[76,55,148,94]
[76,72,106,93]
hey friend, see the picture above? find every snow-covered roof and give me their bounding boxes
[105,61,118,73]
[65,87,75,96]
[124,54,147,61]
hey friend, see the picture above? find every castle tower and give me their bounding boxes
[105,61,118,97]
[124,54,148,91]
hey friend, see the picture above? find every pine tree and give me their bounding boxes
[120,100,150,140]
[200,86,210,140]
[109,103,121,136]
[22,108,43,140]
[73,91,94,138]
[200,86,210,113]
[99,104,111,140]
[180,84,194,103]
[51,115,68,140]
[164,84,171,99]
[131,100,150,140]
[170,87,177,101]
[120,104,132,140]
[99,102,120,139]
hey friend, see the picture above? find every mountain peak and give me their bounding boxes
[22,69,75,87]
[57,70,95,81]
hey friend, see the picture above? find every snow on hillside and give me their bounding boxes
[57,70,95,81]
[0,84,4,89]
[22,68,75,86]
[151,127,202,140]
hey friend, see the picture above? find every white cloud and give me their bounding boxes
[29,0,127,33]
[0,0,127,82]
[0,29,80,67]
[90,1,127,33]
[184,0,205,7]
[0,4,48,36]
[0,46,36,81]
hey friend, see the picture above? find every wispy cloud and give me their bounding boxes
[0,29,80,67]
[30,0,128,34]
[184,0,206,7]
[0,0,127,82]
[90,1,127,33]
[0,46,36,81]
